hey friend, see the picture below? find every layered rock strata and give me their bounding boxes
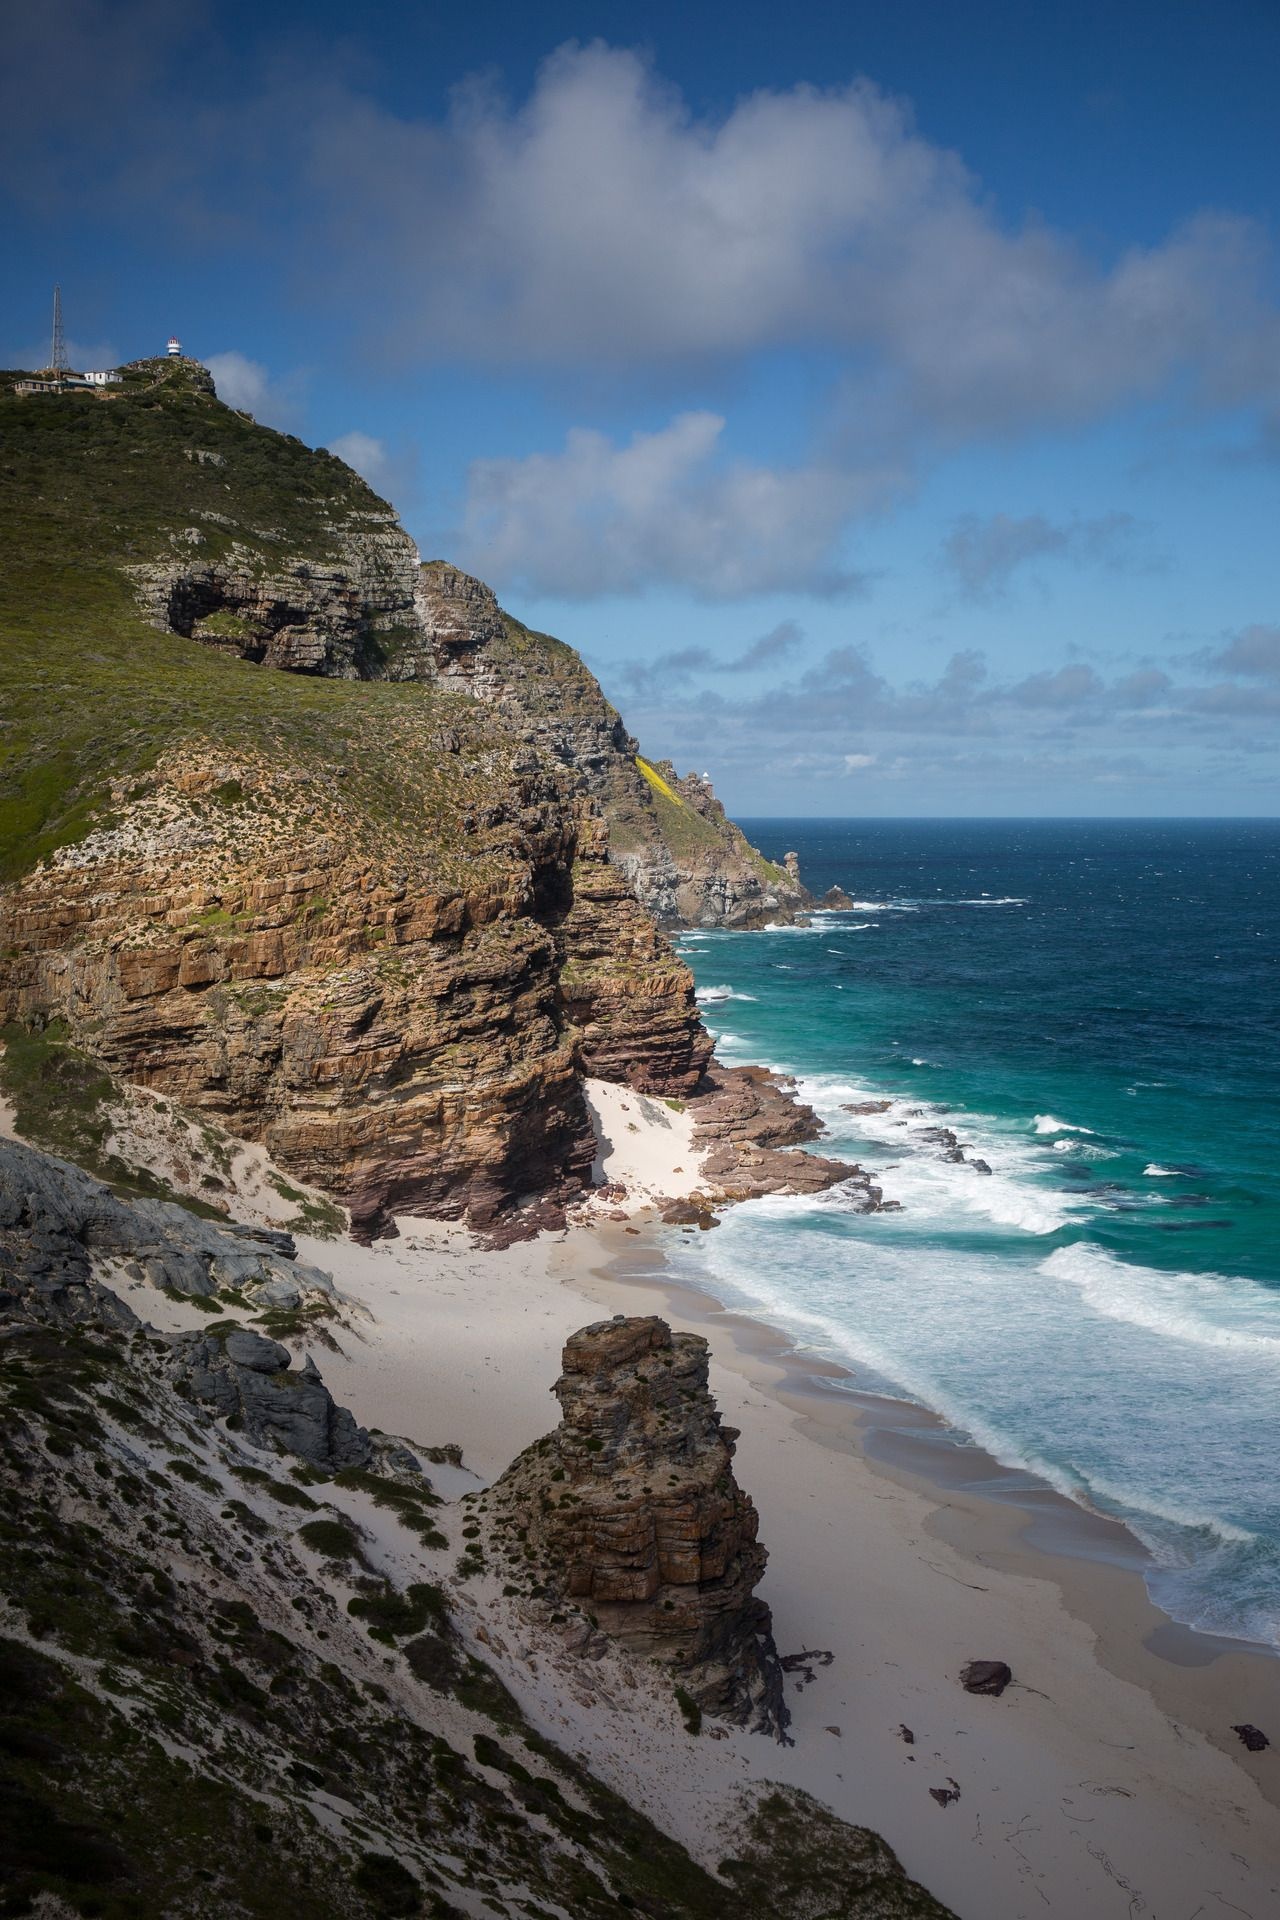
[121,357,426,680]
[689,1064,891,1207]
[408,563,810,930]
[0,721,709,1238]
[492,1315,789,1737]
[551,818,714,1094]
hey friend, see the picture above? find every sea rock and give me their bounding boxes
[818,887,855,910]
[960,1660,1013,1697]
[492,1315,789,1738]
[690,1064,886,1206]
[1232,1723,1270,1752]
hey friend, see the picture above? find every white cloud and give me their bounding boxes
[455,411,873,599]
[205,352,304,430]
[1210,624,1280,679]
[843,752,877,771]
[328,430,390,487]
[309,43,1280,441]
[942,511,1146,601]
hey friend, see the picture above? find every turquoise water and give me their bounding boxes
[668,819,1280,1644]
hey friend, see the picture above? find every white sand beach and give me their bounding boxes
[192,1083,1279,1920]
[87,1074,1280,1918]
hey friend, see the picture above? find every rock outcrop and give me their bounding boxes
[109,379,809,932]
[690,1064,891,1207]
[492,1315,788,1737]
[0,352,733,1238]
[0,1133,332,1316]
[119,358,425,681]
[551,817,714,1094]
[0,1131,368,1470]
[0,1141,954,1916]
[0,700,715,1237]
[172,1326,371,1471]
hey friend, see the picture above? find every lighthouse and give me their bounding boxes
[167,335,182,357]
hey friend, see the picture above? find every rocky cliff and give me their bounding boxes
[489,1315,789,1737]
[0,358,713,1238]
[406,562,810,930]
[8,355,804,928]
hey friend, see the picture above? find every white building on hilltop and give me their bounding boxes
[167,336,182,356]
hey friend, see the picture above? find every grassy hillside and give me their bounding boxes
[0,364,520,887]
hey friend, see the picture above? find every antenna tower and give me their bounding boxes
[50,285,68,375]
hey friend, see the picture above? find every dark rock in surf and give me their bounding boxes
[1232,1723,1270,1752]
[960,1660,1012,1697]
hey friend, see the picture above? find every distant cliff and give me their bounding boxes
[407,563,808,931]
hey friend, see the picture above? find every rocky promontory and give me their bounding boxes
[490,1314,789,1736]
[0,352,803,1241]
[689,1064,892,1208]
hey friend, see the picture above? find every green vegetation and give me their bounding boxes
[332,1464,447,1546]
[267,1172,346,1238]
[348,1581,448,1644]
[0,1017,114,1166]
[0,1018,229,1217]
[296,1516,367,1564]
[674,1684,703,1735]
[0,1310,954,1919]
[719,1789,954,1917]
[0,365,528,889]
[353,1850,423,1916]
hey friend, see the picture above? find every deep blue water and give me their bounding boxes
[667,819,1280,1643]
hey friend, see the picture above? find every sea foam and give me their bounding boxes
[1044,1244,1280,1361]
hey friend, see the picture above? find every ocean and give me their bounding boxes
[667,818,1280,1646]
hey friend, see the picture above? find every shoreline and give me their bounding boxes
[67,1077,1280,1918]
[572,1220,1280,1753]
[107,1181,1280,1916]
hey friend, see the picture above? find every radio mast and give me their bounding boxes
[50,285,68,375]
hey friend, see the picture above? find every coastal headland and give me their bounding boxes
[60,1080,1280,1920]
[3,350,1278,1919]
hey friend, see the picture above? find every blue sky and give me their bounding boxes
[5,0,1279,815]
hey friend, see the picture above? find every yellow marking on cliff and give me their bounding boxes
[635,755,684,806]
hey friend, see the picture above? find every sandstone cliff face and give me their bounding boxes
[492,1315,788,1737]
[135,506,808,930]
[407,564,810,930]
[0,362,714,1236]
[0,729,702,1239]
[130,517,420,680]
[552,818,714,1094]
